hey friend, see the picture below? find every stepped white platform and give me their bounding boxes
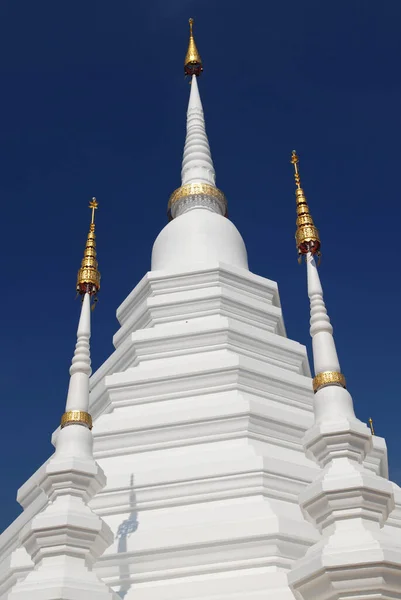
[0,259,399,600]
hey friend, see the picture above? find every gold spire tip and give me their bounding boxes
[185,17,203,77]
[368,417,375,435]
[290,150,321,262]
[76,198,101,298]
[291,150,301,189]
[89,197,98,225]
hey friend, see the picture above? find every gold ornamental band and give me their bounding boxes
[295,225,320,246]
[77,268,101,288]
[313,371,346,393]
[60,410,93,430]
[296,214,315,227]
[168,182,227,210]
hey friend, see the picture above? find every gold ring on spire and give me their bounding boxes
[168,182,227,210]
[312,371,346,393]
[76,197,101,297]
[291,151,321,263]
[185,17,203,76]
[60,410,93,430]
[167,182,228,220]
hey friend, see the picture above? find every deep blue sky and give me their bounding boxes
[1,0,400,533]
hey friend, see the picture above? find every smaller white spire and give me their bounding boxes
[9,295,118,600]
[290,151,344,398]
[289,253,401,600]
[289,154,401,600]
[181,75,216,187]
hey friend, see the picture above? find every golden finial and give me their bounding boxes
[76,197,100,299]
[368,417,375,435]
[89,196,98,224]
[291,150,321,263]
[184,17,203,77]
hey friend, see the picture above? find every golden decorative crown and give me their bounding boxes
[291,151,321,262]
[76,198,101,296]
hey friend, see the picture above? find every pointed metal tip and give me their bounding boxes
[185,17,203,76]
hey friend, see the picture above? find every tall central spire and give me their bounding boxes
[167,19,227,220]
[152,18,247,271]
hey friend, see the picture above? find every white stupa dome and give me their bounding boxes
[151,207,248,272]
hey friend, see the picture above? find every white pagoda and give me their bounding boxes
[1,19,401,600]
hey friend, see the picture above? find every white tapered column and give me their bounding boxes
[56,293,95,460]
[169,75,227,220]
[306,252,357,423]
[181,75,216,186]
[65,292,92,410]
[307,252,340,374]
[8,295,118,600]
